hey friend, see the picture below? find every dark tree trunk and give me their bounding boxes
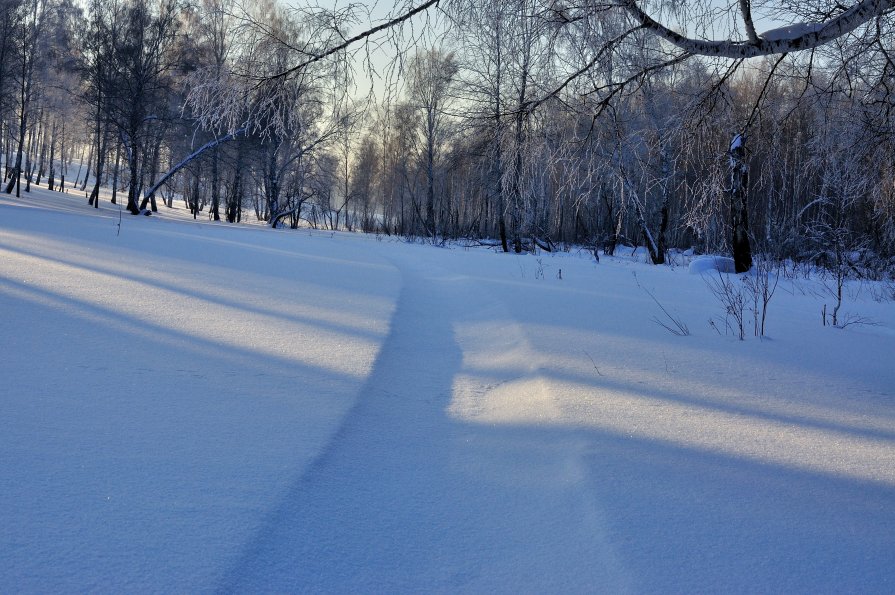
[35,112,46,186]
[511,109,525,254]
[425,114,436,239]
[125,139,141,215]
[111,140,121,204]
[59,120,66,193]
[5,51,29,197]
[210,142,220,221]
[265,144,280,225]
[190,165,201,219]
[47,120,56,191]
[140,131,162,212]
[227,141,244,223]
[728,136,753,273]
[493,111,508,253]
[24,121,34,193]
[603,193,623,257]
[654,202,669,265]
[89,119,109,209]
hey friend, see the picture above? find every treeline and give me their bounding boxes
[1,0,893,271]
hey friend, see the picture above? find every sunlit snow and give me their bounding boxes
[2,187,894,592]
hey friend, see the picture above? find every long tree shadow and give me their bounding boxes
[0,233,393,345]
[218,260,474,591]
[218,257,626,591]
[0,261,384,591]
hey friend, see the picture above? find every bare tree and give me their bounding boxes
[4,0,49,197]
[407,47,458,240]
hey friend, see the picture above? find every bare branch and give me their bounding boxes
[621,0,895,58]
[739,0,760,44]
[261,0,441,82]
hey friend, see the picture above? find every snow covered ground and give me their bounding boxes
[2,187,894,592]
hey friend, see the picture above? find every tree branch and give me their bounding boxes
[143,127,246,203]
[621,0,895,58]
[261,0,441,82]
[739,0,760,44]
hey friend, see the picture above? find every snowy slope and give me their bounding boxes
[2,188,894,592]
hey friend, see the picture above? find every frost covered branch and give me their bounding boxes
[620,0,895,58]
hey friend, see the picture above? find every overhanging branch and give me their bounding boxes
[621,0,895,58]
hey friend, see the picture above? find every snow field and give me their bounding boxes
[1,188,399,590]
[2,187,895,592]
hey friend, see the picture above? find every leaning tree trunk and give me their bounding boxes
[80,141,93,192]
[142,127,245,208]
[728,134,753,273]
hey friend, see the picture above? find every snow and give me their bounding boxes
[689,254,737,274]
[730,133,743,152]
[3,187,895,591]
[760,22,824,42]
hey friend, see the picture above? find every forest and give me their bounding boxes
[1,0,893,275]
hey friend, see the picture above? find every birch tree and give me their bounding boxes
[4,0,49,197]
[407,48,458,240]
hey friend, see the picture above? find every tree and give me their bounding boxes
[4,0,49,197]
[407,48,458,240]
[104,0,181,215]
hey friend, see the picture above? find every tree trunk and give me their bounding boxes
[73,145,85,190]
[140,130,162,212]
[125,138,141,215]
[5,51,29,197]
[89,118,109,208]
[59,120,66,192]
[655,201,669,265]
[111,140,121,205]
[494,104,508,252]
[729,135,753,273]
[511,115,524,254]
[47,120,56,191]
[265,144,280,225]
[210,142,220,221]
[227,140,244,223]
[24,121,34,193]
[143,127,244,207]
[425,113,436,239]
[80,140,93,192]
[35,111,47,186]
[191,166,201,219]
